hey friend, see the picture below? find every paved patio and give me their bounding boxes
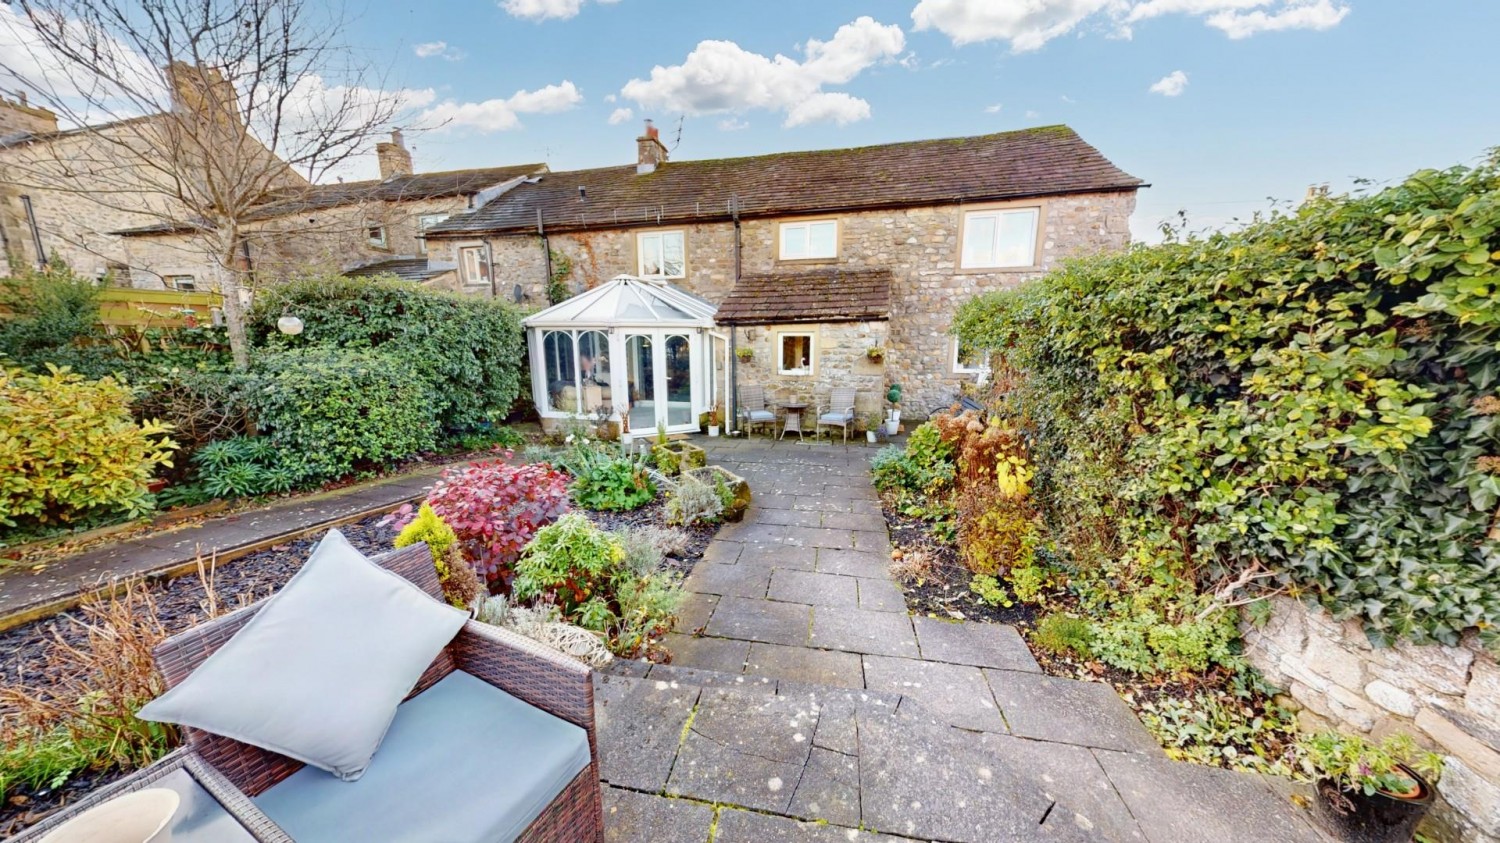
[599,435,1330,842]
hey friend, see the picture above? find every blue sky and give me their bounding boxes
[339,1,1498,241]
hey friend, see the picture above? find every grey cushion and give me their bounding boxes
[819,412,854,424]
[254,671,590,843]
[744,409,776,422]
[138,529,467,781]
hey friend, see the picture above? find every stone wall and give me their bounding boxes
[439,189,1136,417]
[731,321,890,428]
[1243,597,1500,842]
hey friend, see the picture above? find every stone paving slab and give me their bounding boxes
[673,592,719,633]
[682,561,771,598]
[787,746,862,828]
[705,595,812,647]
[649,662,778,695]
[768,569,859,608]
[666,689,817,813]
[985,670,1160,754]
[746,642,865,688]
[1094,750,1327,843]
[862,654,1007,733]
[714,808,906,842]
[699,541,744,565]
[809,606,919,658]
[602,788,714,843]
[594,673,700,792]
[913,615,1041,672]
[737,543,819,571]
[815,548,889,578]
[855,576,907,613]
[661,632,752,674]
[973,732,1147,842]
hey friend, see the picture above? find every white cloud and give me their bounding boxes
[1149,69,1189,96]
[1025,109,1040,118]
[413,41,465,61]
[500,0,621,21]
[420,80,581,132]
[1206,0,1349,38]
[911,0,1350,50]
[1060,94,1076,103]
[619,16,904,128]
[603,93,616,103]
[607,106,633,125]
[983,103,1003,113]
[717,117,750,131]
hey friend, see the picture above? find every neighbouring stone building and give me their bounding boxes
[1244,598,1500,842]
[424,121,1143,426]
[113,132,544,291]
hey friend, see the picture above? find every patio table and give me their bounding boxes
[779,402,809,441]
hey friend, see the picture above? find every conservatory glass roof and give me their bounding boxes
[522,275,718,328]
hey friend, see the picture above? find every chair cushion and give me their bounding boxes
[254,671,590,843]
[138,530,467,782]
[819,412,854,424]
[745,410,776,422]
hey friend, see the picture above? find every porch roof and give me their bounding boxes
[714,268,892,326]
[522,274,717,329]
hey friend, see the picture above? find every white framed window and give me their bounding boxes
[416,213,449,255]
[779,220,838,260]
[165,275,196,291]
[637,230,685,279]
[366,222,388,249]
[960,207,1039,269]
[459,245,491,285]
[777,332,815,376]
[952,338,990,375]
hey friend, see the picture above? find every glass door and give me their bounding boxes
[664,334,692,427]
[625,334,655,435]
[623,331,700,434]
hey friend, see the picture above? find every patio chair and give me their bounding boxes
[21,545,603,843]
[817,387,858,444]
[738,384,777,438]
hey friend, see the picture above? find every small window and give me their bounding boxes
[777,332,814,376]
[779,220,837,260]
[637,230,685,279]
[460,246,491,285]
[166,275,196,291]
[416,213,449,255]
[953,338,990,374]
[960,207,1039,269]
[366,223,388,249]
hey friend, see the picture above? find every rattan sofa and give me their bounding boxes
[12,544,604,843]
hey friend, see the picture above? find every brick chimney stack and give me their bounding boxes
[376,129,413,179]
[0,90,59,136]
[636,119,667,175]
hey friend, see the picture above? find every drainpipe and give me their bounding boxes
[538,208,551,301]
[20,195,45,268]
[486,238,498,299]
[727,193,741,434]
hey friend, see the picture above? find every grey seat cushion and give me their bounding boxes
[254,671,590,843]
[744,409,776,422]
[819,412,853,424]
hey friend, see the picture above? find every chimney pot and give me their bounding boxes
[636,118,668,175]
[376,127,414,179]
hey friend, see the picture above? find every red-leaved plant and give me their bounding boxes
[385,457,570,585]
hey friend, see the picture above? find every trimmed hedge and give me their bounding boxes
[955,152,1500,648]
[248,276,525,432]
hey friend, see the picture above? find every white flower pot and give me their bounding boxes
[885,420,899,436]
[708,426,720,437]
[40,788,179,843]
[866,430,877,443]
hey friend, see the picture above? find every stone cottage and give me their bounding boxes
[113,132,544,291]
[423,121,1144,424]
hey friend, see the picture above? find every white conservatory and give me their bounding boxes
[522,275,728,436]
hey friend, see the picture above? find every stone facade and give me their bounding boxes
[1243,597,1500,842]
[429,190,1137,418]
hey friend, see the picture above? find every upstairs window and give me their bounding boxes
[416,213,449,255]
[366,223,388,249]
[166,275,196,291]
[637,230,685,279]
[779,220,838,260]
[960,207,1039,269]
[460,246,491,285]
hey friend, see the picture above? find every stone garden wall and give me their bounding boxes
[1243,597,1500,842]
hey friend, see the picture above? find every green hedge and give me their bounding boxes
[248,276,524,432]
[245,347,437,484]
[955,152,1500,648]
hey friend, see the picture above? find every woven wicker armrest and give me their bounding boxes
[450,620,595,732]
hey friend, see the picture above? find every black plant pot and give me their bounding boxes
[1313,766,1434,843]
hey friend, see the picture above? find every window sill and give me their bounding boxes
[776,257,839,265]
[955,264,1041,275]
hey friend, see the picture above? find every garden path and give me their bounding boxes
[599,435,1332,842]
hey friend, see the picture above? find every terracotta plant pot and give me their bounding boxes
[1313,766,1434,843]
[39,787,179,843]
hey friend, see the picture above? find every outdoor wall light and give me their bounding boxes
[277,315,304,336]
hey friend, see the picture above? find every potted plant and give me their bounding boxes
[863,411,883,443]
[707,407,723,437]
[885,383,903,435]
[866,346,885,364]
[735,346,754,363]
[651,422,706,476]
[1298,730,1442,843]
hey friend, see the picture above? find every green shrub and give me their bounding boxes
[248,275,524,433]
[871,425,956,502]
[555,439,656,511]
[969,574,1011,607]
[244,347,436,485]
[955,152,1500,648]
[0,264,107,377]
[665,475,724,526]
[191,437,296,498]
[1031,613,1094,659]
[0,366,176,533]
